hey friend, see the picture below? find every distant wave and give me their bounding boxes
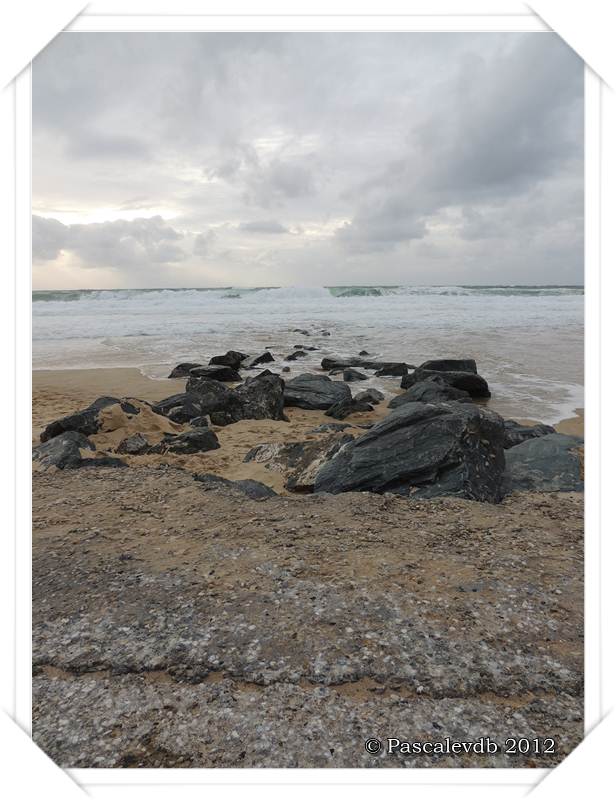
[33,284,584,303]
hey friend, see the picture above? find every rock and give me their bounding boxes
[325,399,374,420]
[314,401,506,502]
[282,366,291,373]
[152,392,210,424]
[401,368,490,398]
[244,434,354,493]
[116,433,150,455]
[241,352,275,369]
[150,428,220,455]
[320,330,331,336]
[342,368,368,382]
[294,345,318,351]
[358,350,369,356]
[33,431,95,469]
[188,416,211,428]
[374,363,408,377]
[503,420,557,449]
[311,422,354,433]
[355,388,384,404]
[293,329,310,336]
[209,350,249,370]
[389,376,472,408]
[504,433,583,493]
[283,373,352,410]
[419,359,478,374]
[168,362,203,379]
[188,365,242,382]
[193,473,277,499]
[40,397,140,443]
[285,350,308,361]
[210,373,286,426]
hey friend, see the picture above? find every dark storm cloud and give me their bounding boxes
[32,32,584,287]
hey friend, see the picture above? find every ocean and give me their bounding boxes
[32,285,584,425]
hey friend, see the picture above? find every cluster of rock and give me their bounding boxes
[33,346,583,502]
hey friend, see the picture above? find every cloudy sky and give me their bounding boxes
[32,32,583,289]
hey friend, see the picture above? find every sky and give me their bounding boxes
[32,32,584,289]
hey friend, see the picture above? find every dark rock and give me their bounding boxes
[374,363,408,377]
[504,434,583,493]
[78,455,127,469]
[503,420,557,449]
[321,356,413,373]
[311,422,354,433]
[355,388,385,404]
[116,433,150,455]
[293,329,310,336]
[193,473,277,499]
[419,359,478,374]
[389,376,472,408]
[209,350,249,370]
[320,330,331,336]
[210,373,286,426]
[285,350,308,361]
[168,362,203,379]
[32,431,95,469]
[314,401,506,502]
[282,366,291,373]
[188,416,210,428]
[241,352,275,369]
[294,345,318,351]
[325,399,374,420]
[342,368,368,382]
[188,365,242,382]
[40,397,140,443]
[152,392,210,424]
[244,434,354,493]
[283,373,352,410]
[150,428,220,455]
[401,368,490,398]
[358,350,370,356]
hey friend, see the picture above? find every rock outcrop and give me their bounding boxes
[401,368,490,398]
[40,397,140,443]
[283,373,351,410]
[504,433,583,493]
[389,376,472,407]
[33,431,126,470]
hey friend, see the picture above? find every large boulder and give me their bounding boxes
[32,431,125,470]
[210,373,287,425]
[116,433,150,455]
[374,363,408,377]
[342,368,368,382]
[168,362,203,379]
[419,358,478,374]
[504,433,583,493]
[314,401,506,502]
[389,376,472,408]
[503,420,556,449]
[151,392,211,424]
[284,373,352,410]
[40,397,140,443]
[355,388,384,404]
[244,434,354,493]
[325,399,374,420]
[209,350,248,370]
[401,368,490,398]
[188,365,242,382]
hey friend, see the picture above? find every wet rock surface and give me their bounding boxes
[402,369,491,398]
[32,466,583,768]
[504,434,584,493]
[503,421,557,449]
[389,376,472,407]
[284,373,352,410]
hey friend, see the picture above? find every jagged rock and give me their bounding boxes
[504,433,583,493]
[193,472,277,499]
[116,433,150,455]
[343,368,368,382]
[374,363,408,377]
[285,350,307,361]
[150,428,220,455]
[355,388,385,404]
[389,376,472,407]
[419,359,478,374]
[314,401,506,502]
[283,373,352,410]
[152,392,210,424]
[168,362,203,379]
[244,434,353,492]
[503,420,557,449]
[33,431,95,469]
[401,368,490,398]
[241,352,275,369]
[325,399,374,420]
[188,365,242,382]
[210,373,286,426]
[40,397,140,443]
[209,350,249,370]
